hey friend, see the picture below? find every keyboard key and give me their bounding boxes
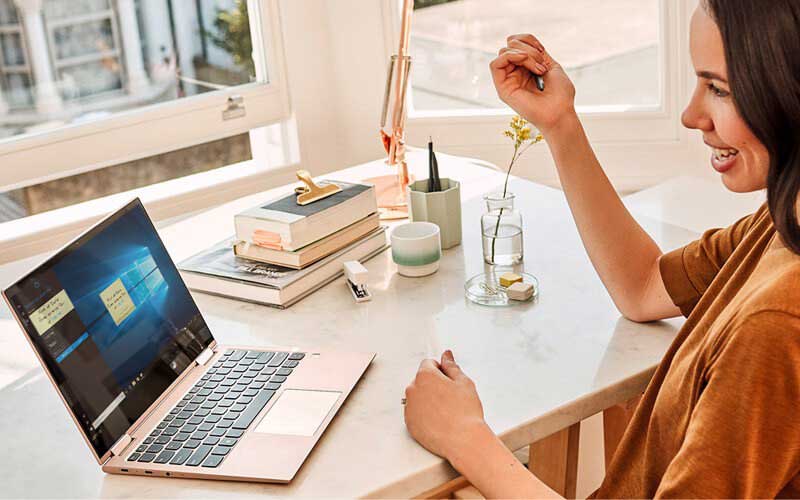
[201,401,216,410]
[154,424,166,432]
[138,452,157,463]
[143,437,154,445]
[205,415,222,424]
[188,416,204,425]
[270,375,287,384]
[146,444,164,453]
[226,429,245,438]
[208,394,224,402]
[288,352,305,361]
[198,422,214,432]
[161,427,178,436]
[178,410,193,420]
[166,441,182,451]
[261,367,276,375]
[170,448,192,465]
[185,445,212,466]
[233,390,275,430]
[283,360,299,368]
[238,396,253,404]
[195,409,210,417]
[164,414,175,421]
[239,358,254,366]
[203,437,221,446]
[211,407,226,415]
[173,432,191,442]
[232,366,247,373]
[211,445,232,456]
[210,428,226,437]
[201,454,225,468]
[242,389,258,398]
[154,451,175,464]
[175,400,188,408]
[256,351,275,364]
[266,382,281,391]
[136,444,148,453]
[185,403,199,412]
[127,452,141,461]
[219,400,234,408]
[229,350,246,362]
[276,367,292,376]
[155,436,170,445]
[216,420,233,429]
[220,437,238,447]
[267,352,288,367]
[192,431,208,440]
[245,351,259,359]
[230,403,247,413]
[183,439,201,449]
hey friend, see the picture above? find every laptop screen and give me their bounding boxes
[3,199,213,459]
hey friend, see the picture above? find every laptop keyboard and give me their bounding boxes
[125,349,304,468]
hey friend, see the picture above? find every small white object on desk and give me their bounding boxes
[344,260,371,302]
[507,281,535,301]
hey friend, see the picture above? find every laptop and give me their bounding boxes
[2,199,374,482]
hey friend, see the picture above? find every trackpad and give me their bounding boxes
[254,390,341,436]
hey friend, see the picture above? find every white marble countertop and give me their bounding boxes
[0,152,698,498]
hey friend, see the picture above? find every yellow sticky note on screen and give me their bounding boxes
[30,289,75,335]
[100,278,136,326]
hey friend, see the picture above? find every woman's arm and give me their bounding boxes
[490,35,680,322]
[404,352,562,499]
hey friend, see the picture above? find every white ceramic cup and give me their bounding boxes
[391,222,442,277]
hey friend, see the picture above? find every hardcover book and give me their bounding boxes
[234,181,377,252]
[178,227,387,308]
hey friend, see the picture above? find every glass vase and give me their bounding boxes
[481,193,524,266]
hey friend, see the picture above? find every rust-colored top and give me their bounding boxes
[593,204,800,498]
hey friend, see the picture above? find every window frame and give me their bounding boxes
[387,0,691,147]
[0,0,291,192]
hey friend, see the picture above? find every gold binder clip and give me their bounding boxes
[294,170,342,206]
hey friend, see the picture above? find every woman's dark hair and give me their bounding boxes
[704,0,800,253]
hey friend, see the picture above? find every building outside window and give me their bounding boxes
[0,0,270,224]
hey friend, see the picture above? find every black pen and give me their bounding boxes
[535,75,545,92]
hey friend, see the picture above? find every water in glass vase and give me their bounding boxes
[481,192,524,265]
[483,223,524,266]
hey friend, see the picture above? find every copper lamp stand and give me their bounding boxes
[365,0,415,220]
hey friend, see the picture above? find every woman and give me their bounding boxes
[403,1,800,497]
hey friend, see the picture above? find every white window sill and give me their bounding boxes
[0,159,300,265]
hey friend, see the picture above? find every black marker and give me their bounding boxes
[535,75,545,92]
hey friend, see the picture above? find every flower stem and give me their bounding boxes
[490,146,519,263]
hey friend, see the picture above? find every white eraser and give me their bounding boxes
[344,261,368,286]
[507,282,534,301]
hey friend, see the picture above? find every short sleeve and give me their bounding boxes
[654,311,800,498]
[659,206,766,317]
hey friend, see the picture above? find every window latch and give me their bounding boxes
[223,95,246,121]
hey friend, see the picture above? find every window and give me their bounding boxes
[410,0,661,112]
[0,0,289,192]
[0,0,292,263]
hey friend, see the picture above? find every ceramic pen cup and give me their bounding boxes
[391,222,442,277]
[407,179,462,250]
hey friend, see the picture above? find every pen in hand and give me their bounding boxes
[534,75,545,92]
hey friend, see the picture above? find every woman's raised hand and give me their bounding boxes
[490,34,576,136]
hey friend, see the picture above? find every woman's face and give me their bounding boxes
[682,6,770,193]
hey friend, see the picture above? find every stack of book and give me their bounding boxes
[179,180,386,308]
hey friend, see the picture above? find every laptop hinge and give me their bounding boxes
[196,347,214,366]
[109,433,132,457]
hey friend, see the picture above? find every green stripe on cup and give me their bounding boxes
[392,248,441,267]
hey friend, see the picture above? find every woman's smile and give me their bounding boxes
[705,140,741,173]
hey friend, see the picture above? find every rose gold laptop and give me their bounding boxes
[2,199,374,482]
